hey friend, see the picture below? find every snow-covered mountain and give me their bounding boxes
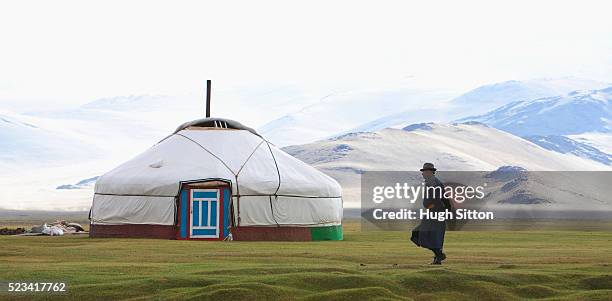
[450,77,609,115]
[523,135,611,165]
[259,87,454,146]
[454,87,612,164]
[56,176,100,190]
[568,132,612,154]
[333,78,610,135]
[457,87,611,137]
[284,122,610,207]
[0,107,163,211]
[0,110,101,169]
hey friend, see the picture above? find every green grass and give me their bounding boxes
[1,222,611,300]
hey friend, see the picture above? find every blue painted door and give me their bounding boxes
[190,189,220,239]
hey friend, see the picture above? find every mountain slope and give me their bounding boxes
[568,132,612,154]
[524,135,611,165]
[337,78,610,135]
[456,87,611,137]
[0,110,100,168]
[450,77,609,115]
[284,122,610,206]
[455,87,612,165]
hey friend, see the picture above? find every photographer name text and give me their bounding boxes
[372,208,494,221]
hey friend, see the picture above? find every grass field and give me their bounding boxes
[1,221,611,301]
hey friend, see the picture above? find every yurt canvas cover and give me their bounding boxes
[90,118,343,241]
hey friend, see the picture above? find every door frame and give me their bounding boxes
[185,187,225,240]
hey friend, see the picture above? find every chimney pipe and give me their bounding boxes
[206,80,211,118]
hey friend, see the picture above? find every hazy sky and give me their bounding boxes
[1,0,611,112]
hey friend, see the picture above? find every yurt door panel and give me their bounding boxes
[190,189,221,239]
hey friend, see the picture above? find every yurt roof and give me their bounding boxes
[95,118,341,198]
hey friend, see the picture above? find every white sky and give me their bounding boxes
[1,0,611,112]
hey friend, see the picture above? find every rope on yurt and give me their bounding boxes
[234,138,281,227]
[268,195,280,227]
[233,139,268,227]
[175,133,235,176]
[234,175,241,226]
[264,140,282,227]
[235,140,265,175]
[263,140,282,196]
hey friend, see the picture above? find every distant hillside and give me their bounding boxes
[523,135,611,165]
[284,122,610,207]
[451,77,609,115]
[456,86,611,164]
[457,87,611,137]
[339,78,609,135]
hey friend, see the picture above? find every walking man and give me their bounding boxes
[410,163,449,265]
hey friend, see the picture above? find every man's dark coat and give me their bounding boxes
[411,176,447,249]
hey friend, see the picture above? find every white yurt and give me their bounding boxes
[89,118,343,241]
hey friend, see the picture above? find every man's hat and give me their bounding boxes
[420,162,436,172]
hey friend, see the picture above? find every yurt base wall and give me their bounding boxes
[89,224,343,241]
[89,224,176,239]
[89,183,343,241]
[232,225,343,241]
